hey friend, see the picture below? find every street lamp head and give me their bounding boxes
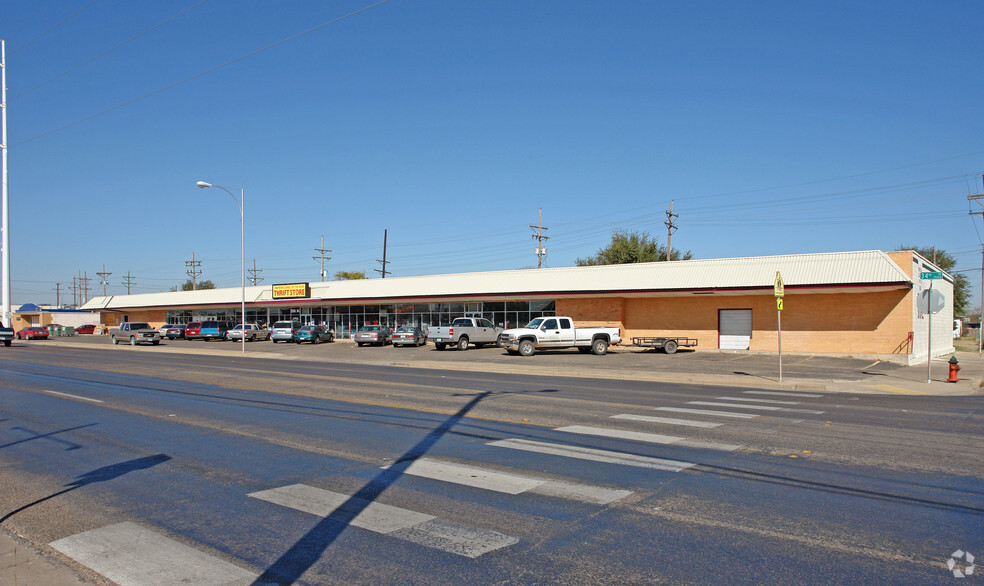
[196,181,212,189]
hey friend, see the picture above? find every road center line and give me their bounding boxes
[44,390,104,403]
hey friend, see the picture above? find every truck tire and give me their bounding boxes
[591,338,608,355]
[152,340,159,345]
[518,339,535,357]
[112,336,119,345]
[435,343,446,351]
[130,336,136,346]
[663,340,678,354]
[457,336,469,351]
[4,340,11,347]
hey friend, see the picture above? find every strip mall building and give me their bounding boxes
[80,250,953,365]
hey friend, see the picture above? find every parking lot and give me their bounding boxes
[29,331,945,392]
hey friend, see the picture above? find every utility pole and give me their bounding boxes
[248,259,263,286]
[70,275,79,307]
[122,271,135,295]
[78,270,91,305]
[530,208,549,268]
[96,264,111,296]
[665,201,678,261]
[967,173,984,355]
[375,229,390,278]
[1,40,11,328]
[185,252,202,290]
[53,283,61,307]
[313,236,332,281]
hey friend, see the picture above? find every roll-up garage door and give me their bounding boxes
[719,309,752,350]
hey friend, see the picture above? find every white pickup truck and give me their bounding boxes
[496,316,621,356]
[427,317,503,351]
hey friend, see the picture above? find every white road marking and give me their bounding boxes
[43,390,104,403]
[716,396,800,405]
[654,407,758,419]
[555,425,741,451]
[743,390,824,398]
[488,438,695,472]
[688,401,782,411]
[49,522,256,586]
[611,414,722,428]
[249,484,517,558]
[382,458,631,504]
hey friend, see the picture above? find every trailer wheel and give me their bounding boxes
[518,339,535,357]
[591,338,608,355]
[663,340,678,354]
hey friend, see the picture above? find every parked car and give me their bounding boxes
[184,321,203,340]
[158,324,179,337]
[165,324,186,340]
[270,320,302,343]
[0,321,13,346]
[353,325,392,346]
[294,325,334,344]
[74,324,96,335]
[199,320,231,341]
[392,326,427,347]
[226,323,270,342]
[17,326,49,340]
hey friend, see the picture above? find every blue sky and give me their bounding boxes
[4,0,984,307]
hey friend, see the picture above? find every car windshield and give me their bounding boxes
[130,323,150,329]
[524,318,545,329]
[232,325,244,331]
[396,327,413,333]
[359,326,379,332]
[299,326,315,332]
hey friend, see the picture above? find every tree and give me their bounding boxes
[576,229,693,266]
[170,279,216,292]
[334,271,367,280]
[897,245,969,315]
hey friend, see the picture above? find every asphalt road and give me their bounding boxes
[0,344,981,584]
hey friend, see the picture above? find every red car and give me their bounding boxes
[17,326,49,340]
[184,321,203,340]
[74,324,96,334]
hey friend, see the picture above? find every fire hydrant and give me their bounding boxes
[947,356,960,383]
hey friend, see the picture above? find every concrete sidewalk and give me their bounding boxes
[0,528,93,585]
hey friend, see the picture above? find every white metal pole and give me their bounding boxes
[1,40,10,327]
[927,281,933,384]
[240,188,245,355]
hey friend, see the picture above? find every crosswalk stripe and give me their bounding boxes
[249,484,517,558]
[611,414,722,428]
[382,458,631,504]
[43,390,104,403]
[688,401,782,411]
[688,401,824,415]
[488,438,695,472]
[654,407,758,419]
[555,425,741,451]
[716,396,800,405]
[49,522,257,586]
[743,390,824,398]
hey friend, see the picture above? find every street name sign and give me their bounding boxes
[920,272,943,280]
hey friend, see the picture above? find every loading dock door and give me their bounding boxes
[719,309,752,350]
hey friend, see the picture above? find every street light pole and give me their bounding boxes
[196,181,245,355]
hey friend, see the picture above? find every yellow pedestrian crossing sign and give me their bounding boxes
[774,272,784,297]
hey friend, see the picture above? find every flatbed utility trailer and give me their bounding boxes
[630,336,698,354]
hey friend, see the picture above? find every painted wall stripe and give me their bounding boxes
[49,522,256,586]
[488,438,695,472]
[611,414,722,428]
[249,484,517,558]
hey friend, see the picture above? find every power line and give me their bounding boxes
[10,0,101,56]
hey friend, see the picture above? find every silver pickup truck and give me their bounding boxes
[110,322,162,346]
[427,317,503,351]
[497,316,621,356]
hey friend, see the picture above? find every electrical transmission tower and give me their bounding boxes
[665,201,678,261]
[314,236,332,281]
[375,229,390,278]
[185,253,202,290]
[248,259,263,286]
[96,264,112,296]
[122,272,136,295]
[530,208,549,268]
